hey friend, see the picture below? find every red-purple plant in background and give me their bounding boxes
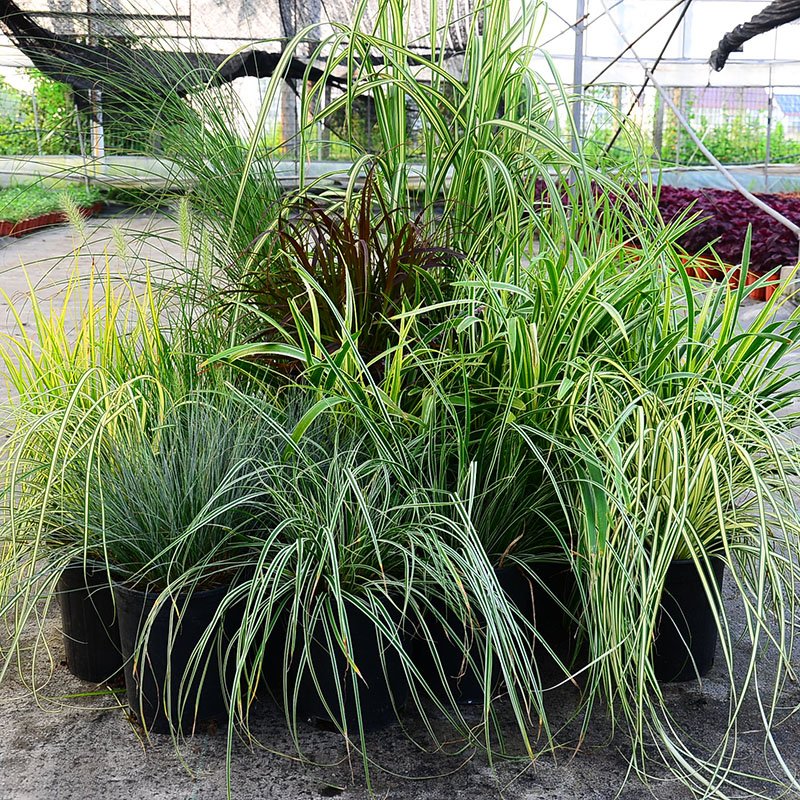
[657,185,800,274]
[533,179,799,275]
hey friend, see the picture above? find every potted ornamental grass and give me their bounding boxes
[16,390,279,734]
[7,0,800,792]
[229,432,427,735]
[0,261,226,687]
[566,257,800,793]
[0,265,168,685]
[201,405,552,773]
[380,240,699,699]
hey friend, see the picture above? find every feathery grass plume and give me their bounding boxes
[58,190,88,243]
[178,196,192,259]
[111,223,130,265]
[0,183,100,223]
[0,44,282,320]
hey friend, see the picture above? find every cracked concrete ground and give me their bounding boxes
[1,215,800,800]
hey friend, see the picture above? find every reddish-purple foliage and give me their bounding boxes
[657,185,800,274]
[532,179,798,274]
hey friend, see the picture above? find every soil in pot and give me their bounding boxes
[114,583,241,734]
[653,557,725,683]
[57,563,123,684]
[290,598,410,732]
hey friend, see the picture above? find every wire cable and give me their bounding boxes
[538,0,625,51]
[587,0,689,86]
[603,0,693,154]
[599,0,800,260]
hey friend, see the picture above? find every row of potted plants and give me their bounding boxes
[2,205,798,796]
[4,380,730,730]
[0,184,104,236]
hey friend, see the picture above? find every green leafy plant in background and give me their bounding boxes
[0,69,80,156]
[583,86,800,166]
[0,184,102,223]
[663,114,800,166]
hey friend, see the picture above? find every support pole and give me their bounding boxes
[676,88,687,165]
[320,83,331,160]
[571,0,586,153]
[74,103,90,193]
[281,80,299,161]
[653,92,665,161]
[600,0,800,262]
[766,86,773,187]
[87,0,104,164]
[31,91,42,155]
[89,89,105,161]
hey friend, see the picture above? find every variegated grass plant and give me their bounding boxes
[197,400,556,794]
[562,245,800,796]
[0,259,228,688]
[1,389,279,731]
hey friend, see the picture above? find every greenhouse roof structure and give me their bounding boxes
[535,0,800,89]
[0,0,799,93]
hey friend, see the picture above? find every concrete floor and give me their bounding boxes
[0,207,186,413]
[4,574,800,800]
[1,216,800,799]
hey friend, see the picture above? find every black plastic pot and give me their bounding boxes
[415,565,540,705]
[653,557,725,683]
[526,560,575,652]
[114,582,239,733]
[56,563,123,684]
[293,598,409,731]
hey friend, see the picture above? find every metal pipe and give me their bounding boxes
[571,0,586,153]
[74,103,90,193]
[30,90,42,155]
[766,86,773,187]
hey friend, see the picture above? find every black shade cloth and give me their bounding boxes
[710,0,800,71]
[0,0,473,99]
[0,0,337,98]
